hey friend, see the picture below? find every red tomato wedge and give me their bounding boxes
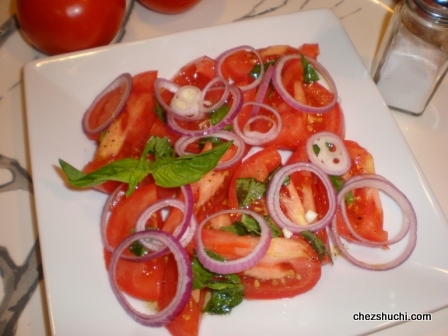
[336,140,387,243]
[201,229,321,299]
[158,254,205,336]
[104,183,164,301]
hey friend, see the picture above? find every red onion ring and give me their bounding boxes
[135,198,197,251]
[330,174,417,270]
[174,130,246,170]
[233,102,282,146]
[101,184,127,254]
[109,230,192,327]
[154,78,207,121]
[216,45,265,92]
[272,54,338,114]
[306,131,350,176]
[195,209,272,274]
[82,73,132,134]
[266,162,337,233]
[166,85,243,136]
[199,76,230,113]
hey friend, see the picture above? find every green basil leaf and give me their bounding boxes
[265,215,283,238]
[59,158,149,191]
[209,104,230,126]
[300,230,332,264]
[203,284,244,315]
[150,141,232,188]
[301,54,319,84]
[143,136,174,160]
[236,177,266,208]
[249,60,276,79]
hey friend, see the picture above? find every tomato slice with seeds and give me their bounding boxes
[336,140,387,243]
[201,229,321,299]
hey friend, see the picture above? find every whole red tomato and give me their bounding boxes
[138,0,201,14]
[16,0,126,55]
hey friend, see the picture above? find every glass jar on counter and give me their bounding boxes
[371,0,448,115]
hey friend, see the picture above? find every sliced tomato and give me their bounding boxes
[191,142,240,223]
[297,43,320,59]
[201,229,321,299]
[97,71,159,161]
[158,254,205,336]
[336,140,387,243]
[172,56,216,89]
[218,48,260,88]
[261,56,345,149]
[104,182,164,301]
[258,45,300,63]
[286,144,331,263]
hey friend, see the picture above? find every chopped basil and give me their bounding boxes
[59,136,232,196]
[329,175,344,192]
[209,104,230,126]
[154,98,166,123]
[265,216,283,237]
[204,285,245,315]
[300,230,333,264]
[221,213,261,236]
[301,54,319,84]
[235,177,266,208]
[329,175,355,205]
[192,252,244,315]
[249,60,276,79]
[129,240,146,257]
[221,214,282,238]
[313,144,320,155]
[344,190,355,205]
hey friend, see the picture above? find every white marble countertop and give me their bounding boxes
[1,0,447,335]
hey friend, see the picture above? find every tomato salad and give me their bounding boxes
[59,43,417,335]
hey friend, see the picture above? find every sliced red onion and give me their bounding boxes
[251,64,274,114]
[154,78,206,121]
[101,184,127,254]
[174,130,246,170]
[233,102,282,146]
[199,76,230,113]
[166,85,243,136]
[266,162,337,233]
[196,209,272,274]
[135,198,196,249]
[272,54,338,114]
[329,174,417,270]
[109,230,192,327]
[216,45,265,92]
[82,73,132,134]
[306,131,350,176]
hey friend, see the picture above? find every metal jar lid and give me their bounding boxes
[410,0,448,24]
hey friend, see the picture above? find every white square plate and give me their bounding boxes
[24,8,448,336]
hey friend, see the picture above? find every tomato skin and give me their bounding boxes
[16,0,125,55]
[139,0,201,14]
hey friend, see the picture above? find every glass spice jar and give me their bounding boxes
[371,0,448,115]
